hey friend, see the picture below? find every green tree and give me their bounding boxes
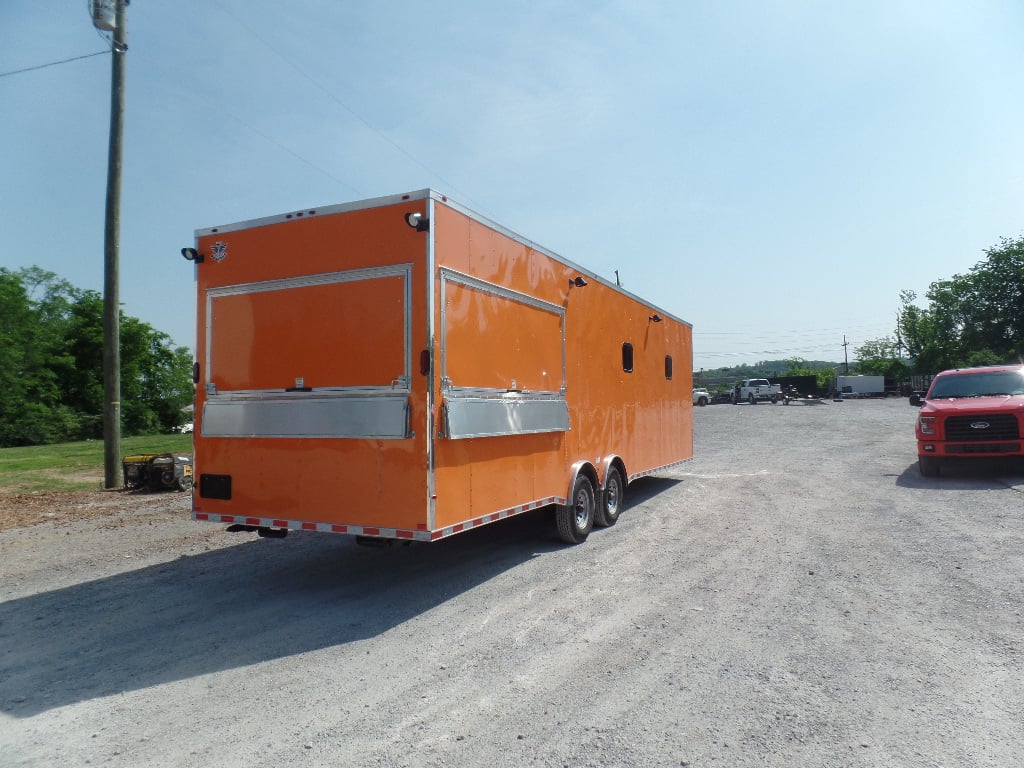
[896,236,1024,373]
[121,316,194,434]
[852,337,909,382]
[781,357,837,389]
[0,268,79,445]
[0,268,194,447]
[57,290,106,437]
[0,270,34,445]
[960,236,1024,360]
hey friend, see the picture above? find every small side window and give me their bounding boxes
[622,342,634,373]
[665,355,673,380]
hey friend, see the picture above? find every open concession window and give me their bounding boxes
[439,268,569,439]
[202,265,412,438]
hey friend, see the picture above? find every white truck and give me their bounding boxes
[732,378,781,405]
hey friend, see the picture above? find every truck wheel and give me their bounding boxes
[770,395,779,404]
[557,474,595,544]
[697,396,708,407]
[919,456,941,477]
[595,466,624,528]
[748,393,756,405]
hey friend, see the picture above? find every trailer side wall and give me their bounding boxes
[431,203,693,530]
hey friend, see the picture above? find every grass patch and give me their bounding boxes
[0,435,194,493]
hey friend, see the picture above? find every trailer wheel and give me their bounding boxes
[557,475,595,544]
[595,466,624,528]
[177,475,193,492]
[919,456,941,477]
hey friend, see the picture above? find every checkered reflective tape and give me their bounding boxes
[193,495,567,542]
[627,456,694,482]
[431,496,563,540]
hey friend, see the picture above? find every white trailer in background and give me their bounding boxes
[837,375,885,398]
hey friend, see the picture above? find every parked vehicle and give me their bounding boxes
[185,189,694,545]
[910,364,1024,476]
[732,378,781,405]
[693,387,711,406]
[837,375,885,398]
[782,385,824,405]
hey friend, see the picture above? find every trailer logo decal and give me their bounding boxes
[210,241,229,262]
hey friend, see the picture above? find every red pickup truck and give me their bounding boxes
[910,364,1024,476]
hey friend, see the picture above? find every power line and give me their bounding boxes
[209,0,485,211]
[0,50,109,79]
[219,111,367,198]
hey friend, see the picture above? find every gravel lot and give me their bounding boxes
[1,398,1022,767]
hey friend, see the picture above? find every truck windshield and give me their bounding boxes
[929,370,1024,399]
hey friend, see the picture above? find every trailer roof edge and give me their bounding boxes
[193,189,433,237]
[429,191,692,328]
[193,188,692,328]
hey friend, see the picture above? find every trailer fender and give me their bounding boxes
[564,460,600,505]
[595,456,627,528]
[598,456,625,488]
[556,461,600,544]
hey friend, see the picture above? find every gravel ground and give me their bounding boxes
[1,398,1022,767]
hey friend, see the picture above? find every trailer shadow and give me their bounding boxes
[0,511,565,718]
[623,476,683,505]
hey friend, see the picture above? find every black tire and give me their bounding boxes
[557,474,595,544]
[697,397,708,407]
[919,456,941,477]
[771,394,779,404]
[595,466,625,528]
[177,474,193,492]
[748,393,756,405]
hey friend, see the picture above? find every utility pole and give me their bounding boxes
[98,0,128,488]
[842,335,850,374]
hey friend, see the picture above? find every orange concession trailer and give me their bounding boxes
[187,190,693,544]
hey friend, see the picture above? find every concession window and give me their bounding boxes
[439,268,569,439]
[201,265,412,438]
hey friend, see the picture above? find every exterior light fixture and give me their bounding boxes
[181,247,204,263]
[569,276,588,287]
[405,212,429,232]
[649,314,663,323]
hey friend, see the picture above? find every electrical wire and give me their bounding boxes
[218,111,366,197]
[0,50,109,79]
[208,0,486,212]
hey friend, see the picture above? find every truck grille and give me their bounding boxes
[945,413,1020,442]
[946,442,1020,454]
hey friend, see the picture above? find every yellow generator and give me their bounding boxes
[122,453,193,492]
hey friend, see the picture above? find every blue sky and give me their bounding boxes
[2,1,1021,371]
